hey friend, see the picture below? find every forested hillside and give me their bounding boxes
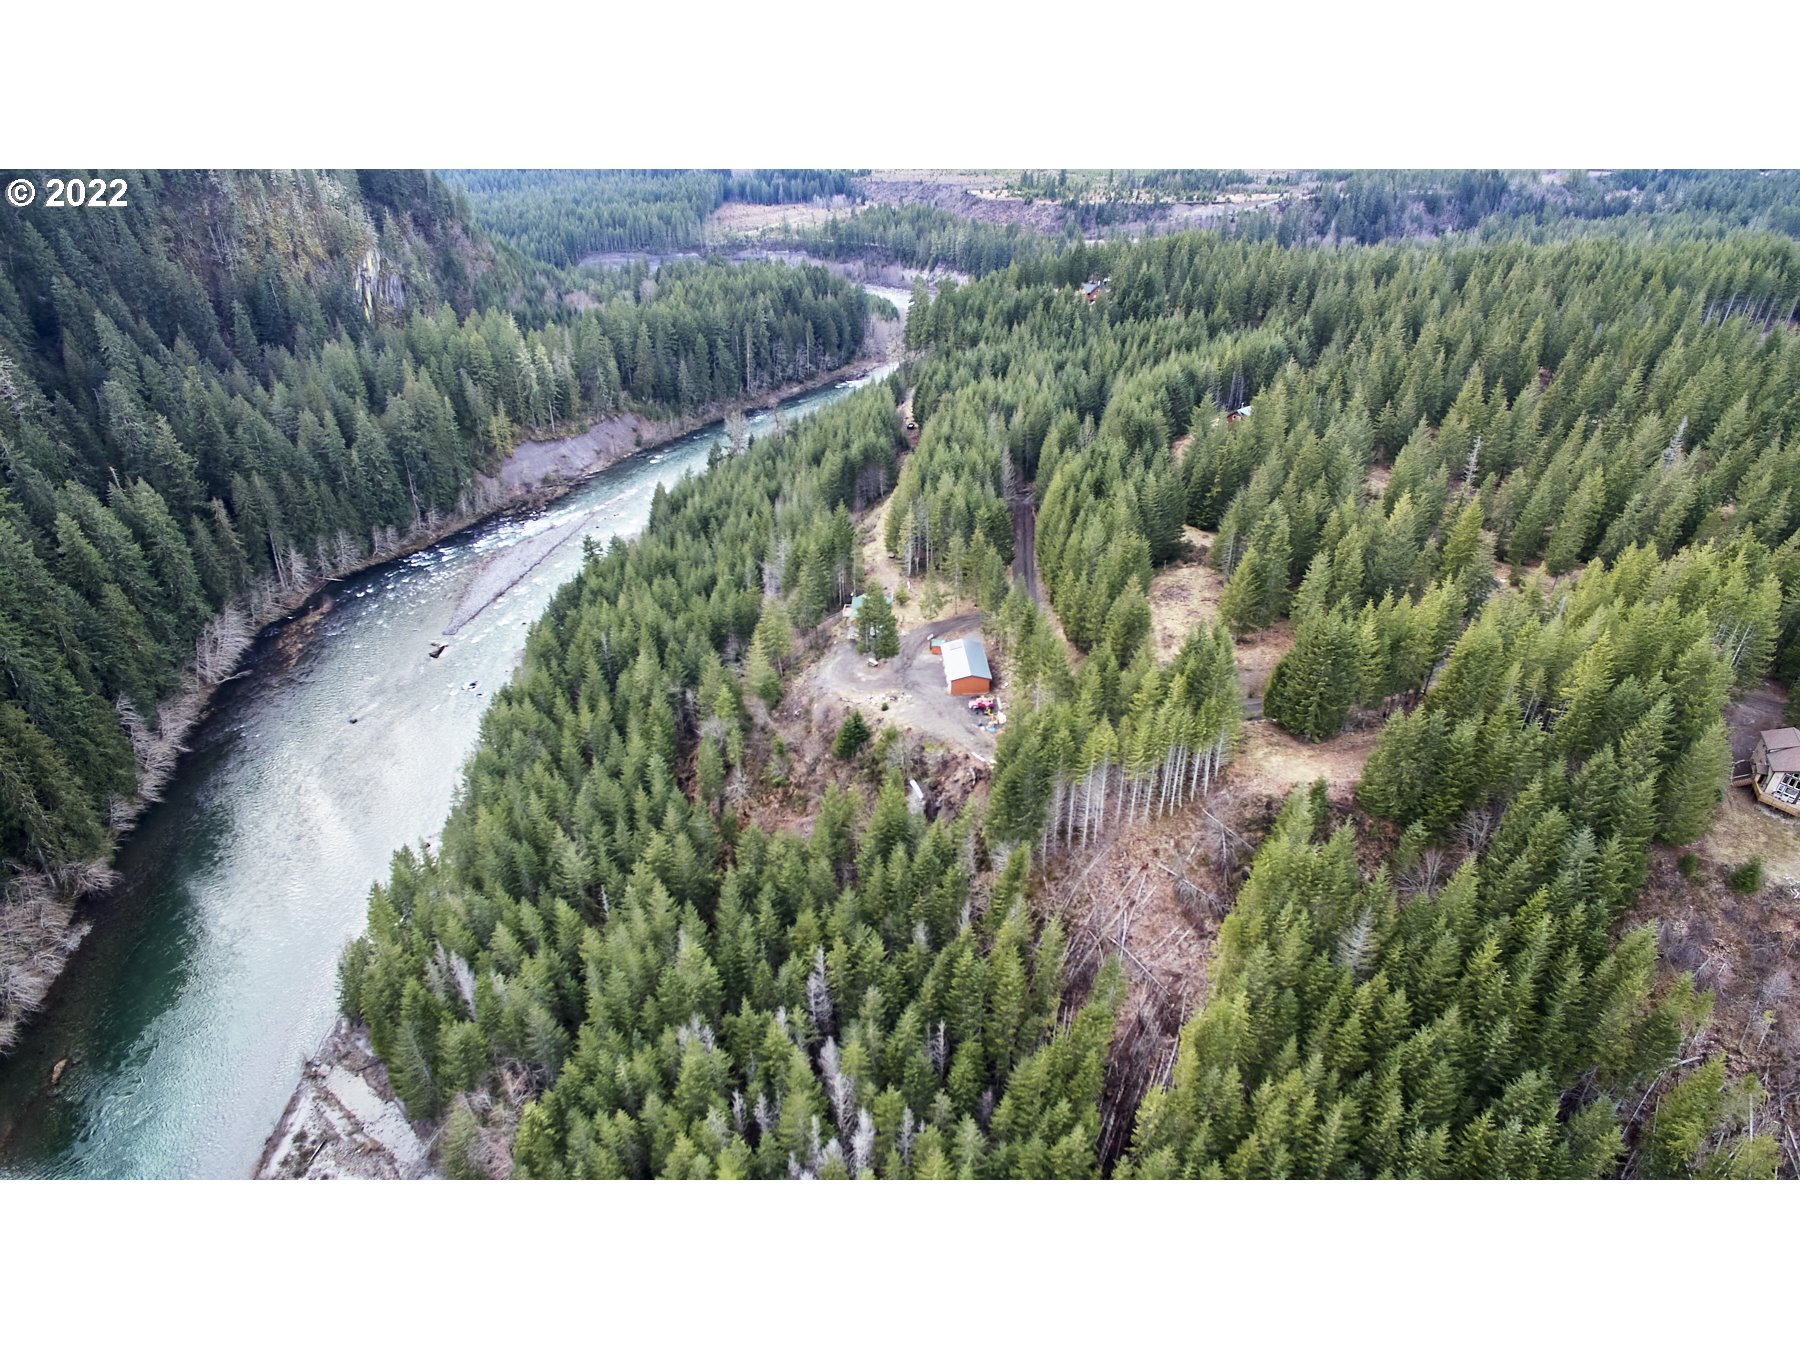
[1009,168,1256,204]
[887,230,1800,701]
[942,230,1797,1175]
[1154,170,1800,249]
[0,169,872,1049]
[8,164,1792,1174]
[1304,169,1800,246]
[447,169,1800,289]
[1127,548,1778,1177]
[340,212,1800,1177]
[802,205,1055,276]
[338,388,1128,1177]
[444,170,866,267]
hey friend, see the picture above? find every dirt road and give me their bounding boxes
[803,611,995,761]
[1010,489,1041,602]
[1725,679,1789,778]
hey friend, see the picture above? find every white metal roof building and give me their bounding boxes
[942,636,992,693]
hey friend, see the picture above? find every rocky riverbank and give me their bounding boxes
[499,344,901,494]
[255,1018,435,1180]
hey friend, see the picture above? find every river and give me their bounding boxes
[0,298,905,1178]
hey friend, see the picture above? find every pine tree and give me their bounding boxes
[1545,467,1605,574]
[441,1100,486,1179]
[832,710,872,760]
[745,639,782,710]
[753,600,793,671]
[987,724,1050,845]
[1264,606,1357,741]
[1219,542,1272,635]
[1658,718,1729,843]
[858,589,900,659]
[1641,1058,1778,1179]
[1102,581,1152,663]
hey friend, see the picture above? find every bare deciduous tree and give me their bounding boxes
[806,947,835,1037]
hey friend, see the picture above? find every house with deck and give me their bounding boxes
[1742,727,1800,817]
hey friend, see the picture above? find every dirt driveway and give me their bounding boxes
[802,611,997,761]
[1010,489,1041,603]
[1725,680,1790,778]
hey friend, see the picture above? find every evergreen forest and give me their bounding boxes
[4,166,1797,1176]
[344,213,1800,1177]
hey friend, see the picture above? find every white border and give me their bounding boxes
[4,1,1796,166]
[3,0,1795,1338]
[5,1179,1792,1340]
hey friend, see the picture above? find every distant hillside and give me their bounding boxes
[789,170,1800,274]
[443,170,867,267]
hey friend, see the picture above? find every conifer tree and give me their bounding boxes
[832,710,872,760]
[1264,606,1357,741]
[858,589,900,659]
